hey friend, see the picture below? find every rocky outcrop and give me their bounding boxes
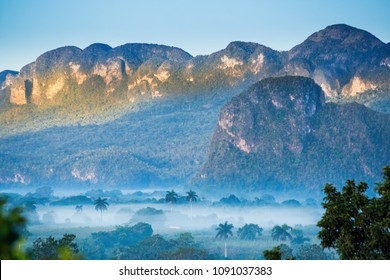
[0,70,18,106]
[4,44,193,106]
[287,24,389,98]
[200,76,390,193]
[3,24,390,111]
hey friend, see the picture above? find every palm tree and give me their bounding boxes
[237,224,263,240]
[75,205,83,213]
[165,190,178,212]
[215,221,234,258]
[94,197,109,222]
[271,224,293,242]
[185,190,199,218]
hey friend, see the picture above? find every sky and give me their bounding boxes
[1,0,390,72]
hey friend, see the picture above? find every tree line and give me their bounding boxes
[1,165,389,259]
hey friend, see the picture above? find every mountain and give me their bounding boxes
[199,76,390,194]
[2,24,390,137]
[0,70,18,86]
[287,24,390,99]
[0,97,219,189]
[0,70,18,106]
[1,24,390,191]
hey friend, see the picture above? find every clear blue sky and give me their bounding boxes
[1,0,389,72]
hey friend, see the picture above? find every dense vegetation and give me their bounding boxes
[317,166,390,259]
[1,163,389,260]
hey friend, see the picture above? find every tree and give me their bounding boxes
[297,244,328,260]
[215,221,234,258]
[75,205,83,213]
[263,246,282,260]
[30,233,80,260]
[186,190,199,217]
[271,224,293,242]
[317,165,390,259]
[0,198,26,259]
[237,224,263,240]
[165,190,178,211]
[263,244,295,260]
[94,197,109,222]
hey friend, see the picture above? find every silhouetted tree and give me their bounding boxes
[237,224,263,240]
[271,224,293,242]
[94,197,109,221]
[165,190,178,211]
[215,221,234,258]
[186,190,199,217]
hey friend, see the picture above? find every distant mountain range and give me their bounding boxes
[0,24,390,194]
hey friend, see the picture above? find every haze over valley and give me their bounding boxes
[1,24,390,196]
[1,22,390,260]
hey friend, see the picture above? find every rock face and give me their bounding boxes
[287,24,390,98]
[2,24,390,112]
[0,70,18,105]
[200,76,390,193]
[1,24,390,191]
[4,44,193,106]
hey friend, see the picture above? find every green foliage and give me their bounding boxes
[51,195,93,206]
[237,224,263,240]
[278,244,295,259]
[186,190,199,203]
[165,190,178,204]
[296,244,329,260]
[81,222,154,258]
[291,229,310,245]
[173,232,196,248]
[317,165,390,259]
[30,233,80,260]
[271,224,293,242]
[131,207,165,226]
[90,223,153,249]
[0,95,224,189]
[0,198,27,259]
[219,194,241,205]
[215,221,234,239]
[264,244,328,260]
[263,246,282,260]
[134,207,163,216]
[281,199,302,207]
[115,232,207,260]
[161,247,208,260]
[94,197,109,211]
[263,244,296,260]
[94,197,109,221]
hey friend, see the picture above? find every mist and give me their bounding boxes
[1,186,330,260]
[34,203,322,231]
